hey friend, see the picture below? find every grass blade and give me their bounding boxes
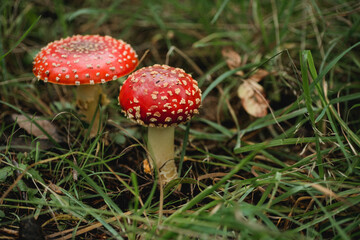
[0,16,40,61]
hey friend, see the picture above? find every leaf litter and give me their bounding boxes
[11,114,63,142]
[221,47,270,118]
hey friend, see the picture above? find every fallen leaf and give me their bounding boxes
[222,47,241,69]
[48,181,64,194]
[11,114,62,142]
[248,69,270,82]
[222,47,244,76]
[237,80,268,117]
[237,68,270,118]
[237,80,255,99]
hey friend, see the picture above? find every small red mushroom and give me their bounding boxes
[33,35,138,137]
[119,64,202,184]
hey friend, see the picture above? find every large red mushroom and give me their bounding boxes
[119,64,202,184]
[33,35,138,137]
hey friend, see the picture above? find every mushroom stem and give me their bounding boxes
[147,126,178,184]
[76,85,110,137]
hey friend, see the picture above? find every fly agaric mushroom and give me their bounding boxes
[33,35,138,137]
[119,64,202,184]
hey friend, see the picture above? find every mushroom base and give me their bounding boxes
[147,126,178,184]
[76,85,110,137]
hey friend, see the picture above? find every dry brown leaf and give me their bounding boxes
[12,114,62,142]
[237,80,268,117]
[237,80,255,99]
[221,47,244,76]
[248,69,270,82]
[222,47,241,69]
[237,68,271,118]
[48,181,63,194]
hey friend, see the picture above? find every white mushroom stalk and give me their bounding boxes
[76,85,110,137]
[147,126,177,183]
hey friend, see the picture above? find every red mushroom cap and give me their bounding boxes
[119,64,202,127]
[33,35,138,85]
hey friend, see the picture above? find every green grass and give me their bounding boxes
[1,0,360,239]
